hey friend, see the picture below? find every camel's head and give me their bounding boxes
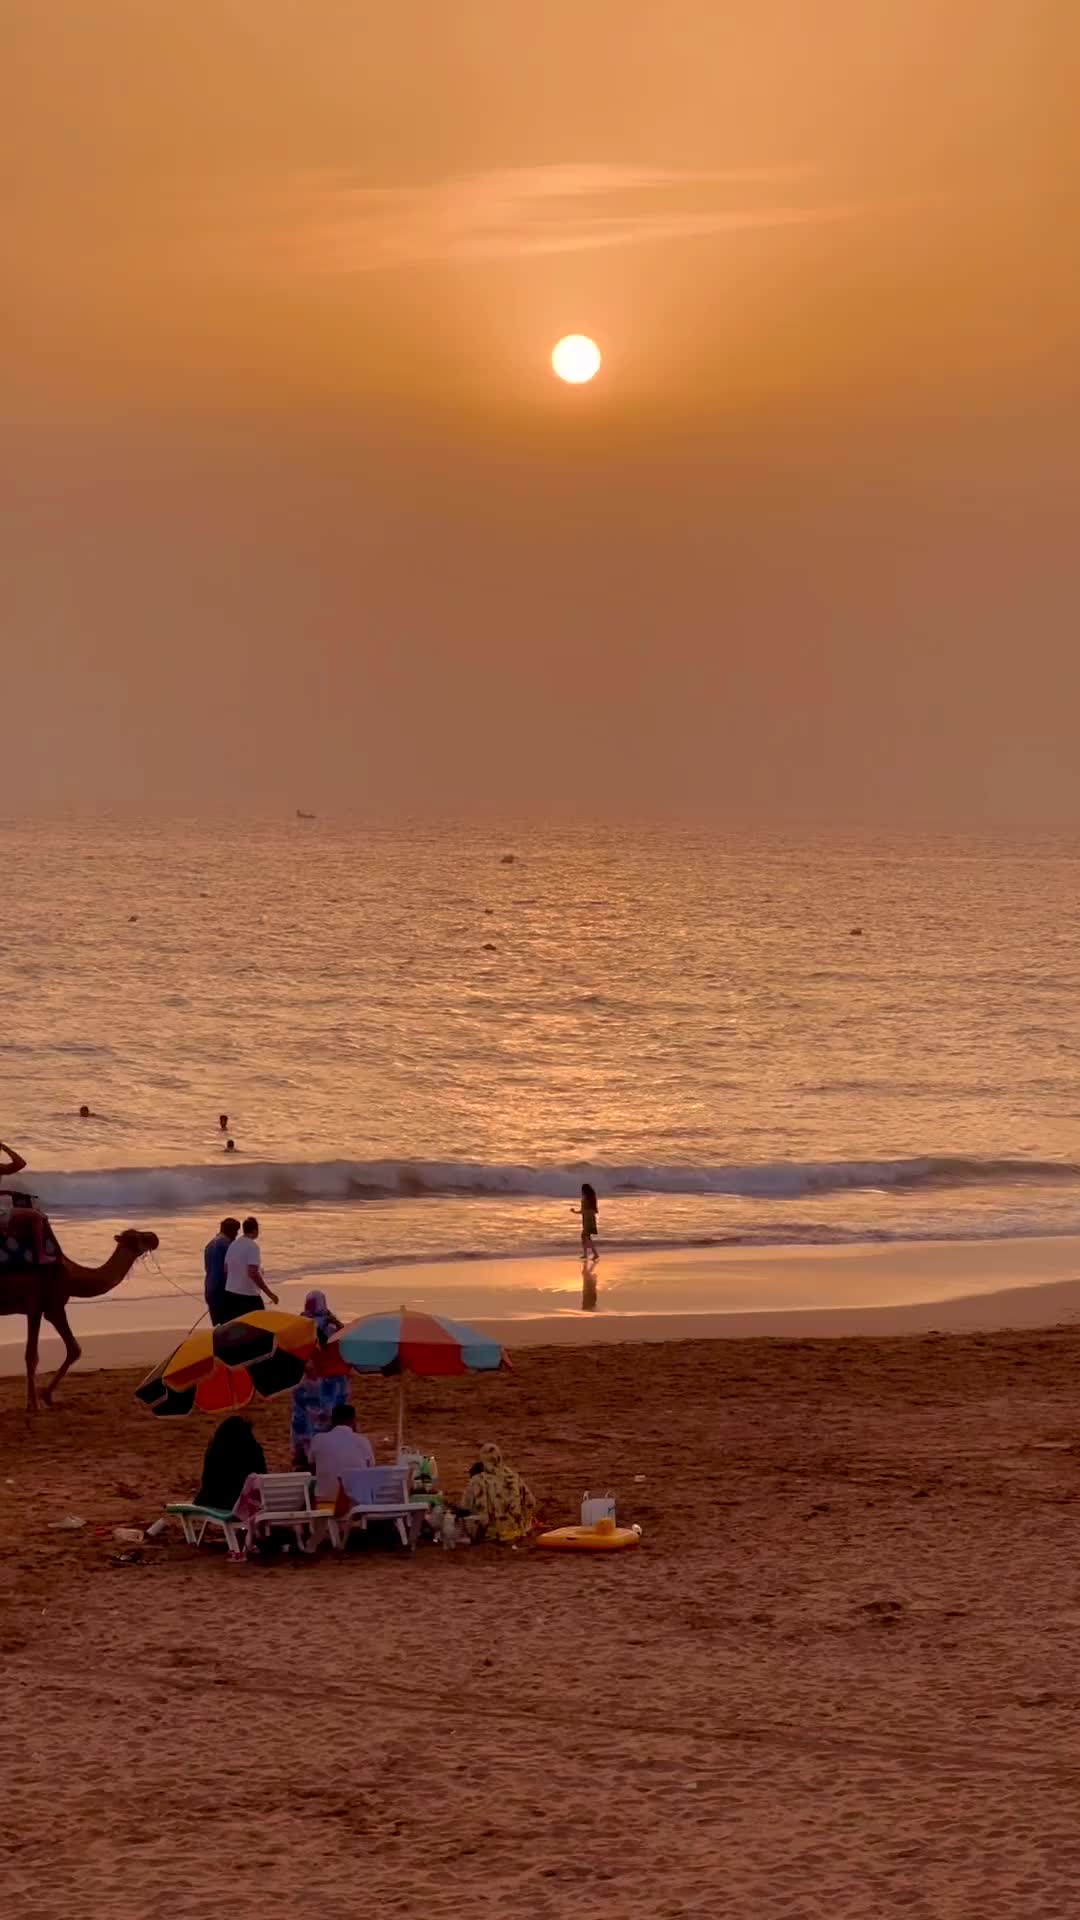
[114,1229,160,1255]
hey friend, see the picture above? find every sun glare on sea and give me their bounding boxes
[551,335,602,384]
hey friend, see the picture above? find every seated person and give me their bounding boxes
[0,1139,58,1264]
[195,1414,267,1511]
[458,1442,536,1543]
[308,1403,375,1501]
[0,1139,28,1187]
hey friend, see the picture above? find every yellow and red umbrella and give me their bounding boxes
[135,1310,318,1418]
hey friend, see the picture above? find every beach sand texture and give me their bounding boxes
[4,1329,1080,1917]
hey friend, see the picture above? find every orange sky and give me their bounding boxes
[4,2,1079,820]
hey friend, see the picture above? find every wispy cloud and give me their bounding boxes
[257,163,863,273]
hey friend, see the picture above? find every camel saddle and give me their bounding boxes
[0,1204,62,1275]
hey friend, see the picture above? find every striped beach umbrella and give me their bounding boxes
[330,1306,509,1447]
[135,1310,318,1418]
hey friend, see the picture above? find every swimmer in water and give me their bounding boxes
[219,1113,229,1132]
[225,1138,236,1153]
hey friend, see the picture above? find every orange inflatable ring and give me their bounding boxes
[536,1520,641,1552]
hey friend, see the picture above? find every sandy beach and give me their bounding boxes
[4,1318,1080,1918]
[5,1234,1080,1378]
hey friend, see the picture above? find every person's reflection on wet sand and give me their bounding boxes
[581,1260,598,1311]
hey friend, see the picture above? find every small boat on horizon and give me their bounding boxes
[295,809,316,821]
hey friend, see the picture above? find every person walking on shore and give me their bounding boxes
[573,1183,600,1263]
[220,1215,278,1320]
[203,1217,241,1326]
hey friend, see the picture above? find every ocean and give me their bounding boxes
[4,818,1080,1327]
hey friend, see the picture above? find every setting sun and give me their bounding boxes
[551,334,602,384]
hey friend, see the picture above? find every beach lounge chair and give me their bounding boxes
[329,1466,417,1551]
[246,1472,332,1554]
[165,1499,247,1554]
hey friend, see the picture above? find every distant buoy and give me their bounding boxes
[500,854,516,865]
[483,942,497,952]
[849,928,863,937]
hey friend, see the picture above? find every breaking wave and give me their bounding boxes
[28,1153,1080,1215]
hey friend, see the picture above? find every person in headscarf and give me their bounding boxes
[458,1443,537,1543]
[195,1414,267,1511]
[303,1289,343,1343]
[290,1288,349,1469]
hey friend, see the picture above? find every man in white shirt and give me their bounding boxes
[219,1215,279,1321]
[309,1404,376,1500]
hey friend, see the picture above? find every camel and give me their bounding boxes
[2,1226,160,1411]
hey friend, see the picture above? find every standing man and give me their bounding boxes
[220,1215,279,1321]
[203,1216,240,1326]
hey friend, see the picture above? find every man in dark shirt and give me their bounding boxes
[203,1217,241,1325]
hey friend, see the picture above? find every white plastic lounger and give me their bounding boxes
[329,1466,417,1551]
[247,1472,331,1554]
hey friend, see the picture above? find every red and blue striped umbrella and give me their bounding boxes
[332,1307,508,1377]
[330,1306,509,1447]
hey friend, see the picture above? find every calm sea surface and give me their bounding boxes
[4,820,1080,1324]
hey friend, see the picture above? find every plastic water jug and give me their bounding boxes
[581,1491,616,1527]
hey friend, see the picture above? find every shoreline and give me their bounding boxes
[4,1231,1079,1376]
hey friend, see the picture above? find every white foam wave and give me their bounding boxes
[28,1152,1080,1216]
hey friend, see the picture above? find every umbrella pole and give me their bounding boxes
[396,1375,406,1456]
